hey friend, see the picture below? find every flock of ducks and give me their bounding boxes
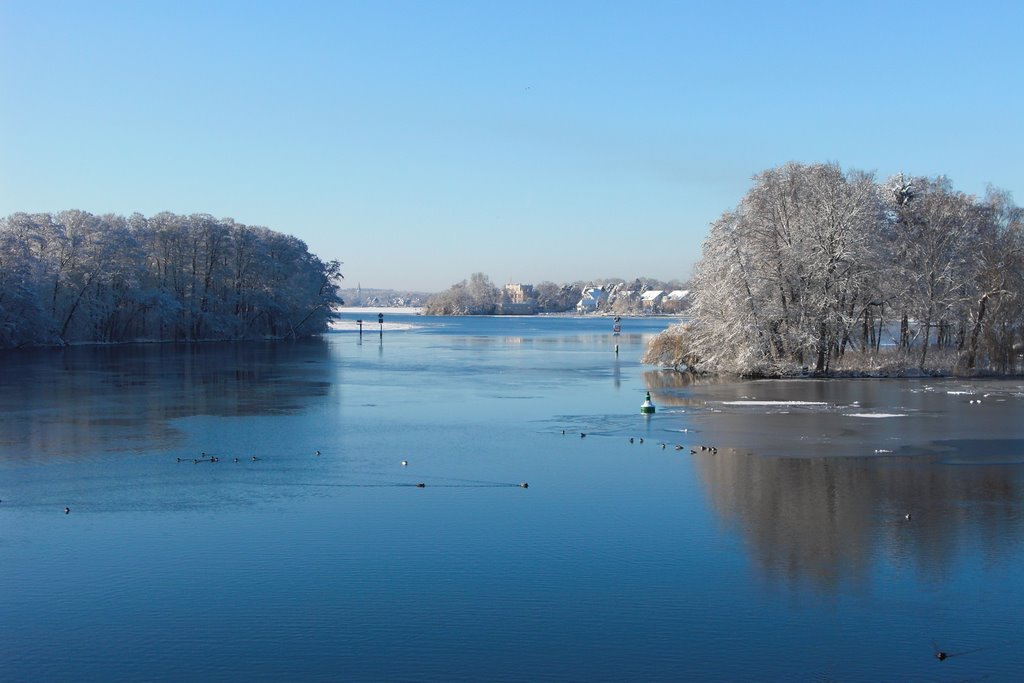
[175,453,260,464]
[166,449,529,491]
[565,429,720,455]
[665,443,719,455]
[52,432,915,541]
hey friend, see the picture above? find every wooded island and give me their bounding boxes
[0,211,343,349]
[645,163,1023,377]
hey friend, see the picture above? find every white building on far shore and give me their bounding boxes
[576,286,608,313]
[640,290,664,311]
[662,290,690,313]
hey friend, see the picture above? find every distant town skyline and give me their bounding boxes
[2,1,1021,291]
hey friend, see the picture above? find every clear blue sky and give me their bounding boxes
[2,1,1021,292]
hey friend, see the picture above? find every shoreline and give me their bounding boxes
[336,306,423,315]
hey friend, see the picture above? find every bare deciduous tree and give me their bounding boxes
[0,211,344,348]
[647,163,1022,376]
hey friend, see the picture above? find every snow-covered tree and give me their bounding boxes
[964,187,1024,372]
[883,175,986,369]
[646,163,1021,376]
[0,211,343,348]
[674,163,884,374]
[423,272,500,315]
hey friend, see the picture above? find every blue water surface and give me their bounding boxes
[1,315,1022,681]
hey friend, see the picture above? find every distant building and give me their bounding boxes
[496,283,537,314]
[640,290,665,312]
[576,286,608,313]
[504,283,535,304]
[662,290,690,313]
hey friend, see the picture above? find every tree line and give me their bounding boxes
[0,210,343,349]
[423,273,688,315]
[645,162,1023,376]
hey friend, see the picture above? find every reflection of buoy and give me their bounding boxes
[640,392,656,414]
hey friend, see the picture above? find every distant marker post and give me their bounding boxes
[378,312,384,342]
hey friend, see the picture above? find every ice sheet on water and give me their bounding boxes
[846,413,908,418]
[719,400,830,406]
[330,319,422,331]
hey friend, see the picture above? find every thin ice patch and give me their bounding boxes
[847,413,907,418]
[720,400,830,406]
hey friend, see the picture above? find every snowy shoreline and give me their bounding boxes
[336,306,423,315]
[331,307,423,331]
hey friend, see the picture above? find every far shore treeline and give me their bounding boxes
[0,211,343,349]
[423,273,689,315]
[645,163,1024,377]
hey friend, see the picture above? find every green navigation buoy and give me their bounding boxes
[640,391,656,414]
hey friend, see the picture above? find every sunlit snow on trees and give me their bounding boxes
[644,162,1023,376]
[423,274,690,316]
[0,211,343,348]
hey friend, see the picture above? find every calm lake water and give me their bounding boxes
[2,315,1022,682]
